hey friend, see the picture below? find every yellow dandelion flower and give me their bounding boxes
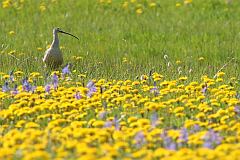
[122,1,128,8]
[149,2,156,8]
[2,0,11,8]
[176,60,181,64]
[25,122,40,128]
[9,30,15,35]
[39,3,46,12]
[198,57,204,61]
[184,0,192,5]
[136,8,143,15]
[176,3,181,7]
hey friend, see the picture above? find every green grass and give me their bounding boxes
[0,0,240,81]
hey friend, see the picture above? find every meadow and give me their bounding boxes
[0,0,240,159]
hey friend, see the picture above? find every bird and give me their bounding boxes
[43,27,79,69]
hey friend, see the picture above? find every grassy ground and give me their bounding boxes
[0,0,239,81]
[1,1,240,160]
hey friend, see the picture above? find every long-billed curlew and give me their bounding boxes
[43,27,79,69]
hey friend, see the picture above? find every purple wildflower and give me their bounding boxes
[22,78,32,92]
[151,112,158,127]
[45,84,51,93]
[12,84,19,95]
[52,73,58,90]
[86,80,95,88]
[134,131,146,148]
[62,64,71,76]
[203,130,222,149]
[86,80,97,98]
[179,128,188,144]
[104,121,112,128]
[32,80,37,93]
[234,106,240,115]
[202,84,208,95]
[168,142,177,150]
[161,130,176,150]
[190,124,201,134]
[2,82,10,92]
[113,116,120,130]
[74,91,81,100]
[150,81,159,96]
[99,111,107,119]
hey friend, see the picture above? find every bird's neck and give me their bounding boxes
[51,32,59,48]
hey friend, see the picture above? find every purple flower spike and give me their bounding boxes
[150,81,159,96]
[179,128,188,143]
[75,91,81,100]
[203,130,222,149]
[62,64,71,76]
[161,130,176,150]
[45,84,51,93]
[202,84,208,95]
[113,116,120,130]
[52,73,58,90]
[2,81,10,92]
[104,121,112,128]
[87,81,95,88]
[167,142,177,150]
[151,112,158,127]
[22,78,32,92]
[99,111,107,119]
[12,84,19,95]
[134,131,146,148]
[86,80,97,98]
[234,106,240,115]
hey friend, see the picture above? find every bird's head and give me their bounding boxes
[53,27,79,40]
[53,27,61,32]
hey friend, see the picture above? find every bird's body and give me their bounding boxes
[43,47,63,69]
[43,28,79,69]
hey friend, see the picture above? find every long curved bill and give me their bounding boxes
[59,30,79,40]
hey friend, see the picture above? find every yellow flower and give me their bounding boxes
[122,57,128,63]
[39,3,46,12]
[154,148,174,158]
[14,71,23,76]
[196,112,205,119]
[149,2,156,8]
[37,47,43,51]
[176,3,181,7]
[9,30,15,35]
[128,116,138,123]
[173,107,184,113]
[136,8,143,15]
[2,0,11,8]
[122,1,128,9]
[184,0,192,5]
[216,78,223,82]
[25,122,40,128]
[176,60,181,64]
[3,74,10,79]
[198,57,204,61]
[92,120,105,128]
[24,151,50,160]
[217,71,225,77]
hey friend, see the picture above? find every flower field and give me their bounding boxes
[1,0,240,160]
[0,69,240,160]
